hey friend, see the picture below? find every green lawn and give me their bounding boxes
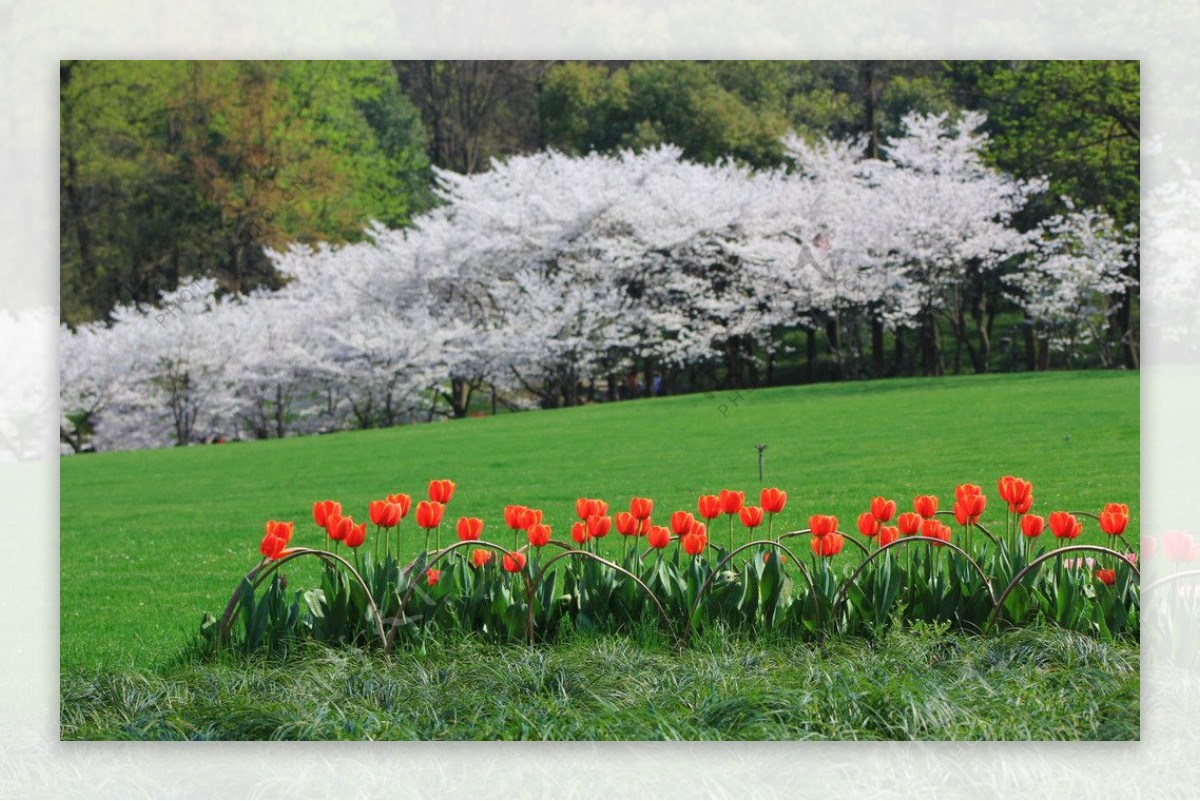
[60,371,1139,672]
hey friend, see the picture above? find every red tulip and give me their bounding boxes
[527,524,551,548]
[504,505,527,530]
[913,495,938,518]
[415,500,445,530]
[312,500,341,528]
[681,531,706,556]
[587,514,612,539]
[470,548,492,568]
[370,500,402,528]
[921,518,943,539]
[878,526,899,547]
[594,500,610,517]
[426,568,441,587]
[1163,530,1195,562]
[870,496,896,522]
[629,497,654,520]
[897,512,922,536]
[953,492,986,526]
[259,531,291,560]
[739,506,764,529]
[688,520,707,539]
[670,511,696,536]
[576,498,598,520]
[502,551,527,573]
[808,514,838,538]
[718,489,745,515]
[385,494,412,519]
[344,521,367,549]
[570,521,589,545]
[265,520,294,544]
[1095,568,1117,586]
[615,511,638,537]
[1100,503,1129,536]
[518,507,543,531]
[811,532,844,557]
[857,512,880,537]
[1021,514,1045,538]
[1048,511,1082,540]
[647,525,671,549]
[428,479,456,504]
[760,488,787,515]
[698,494,721,520]
[998,476,1033,514]
[955,484,982,503]
[327,514,351,542]
[456,516,483,542]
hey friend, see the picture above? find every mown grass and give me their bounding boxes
[61,370,1138,672]
[60,623,1139,741]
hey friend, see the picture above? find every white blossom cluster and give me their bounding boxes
[59,113,1136,453]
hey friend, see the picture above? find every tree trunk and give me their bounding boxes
[870,315,885,378]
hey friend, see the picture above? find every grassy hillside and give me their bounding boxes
[60,371,1139,671]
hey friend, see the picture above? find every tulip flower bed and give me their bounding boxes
[205,476,1139,656]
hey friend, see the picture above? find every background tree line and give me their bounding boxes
[61,59,1139,372]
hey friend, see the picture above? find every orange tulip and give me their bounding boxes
[369,500,402,528]
[527,524,551,548]
[470,548,492,568]
[344,521,367,549]
[808,514,838,538]
[870,496,896,522]
[670,511,696,536]
[897,512,922,536]
[594,500,610,516]
[1015,494,1034,515]
[698,494,721,520]
[952,492,986,526]
[265,520,294,543]
[857,512,880,537]
[639,517,652,536]
[811,532,844,557]
[1099,503,1129,536]
[456,516,483,542]
[629,497,654,520]
[681,531,706,556]
[502,550,527,573]
[878,526,899,547]
[518,507,543,531]
[570,521,589,545]
[718,489,745,515]
[415,500,445,530]
[615,511,638,536]
[689,520,707,539]
[1021,514,1045,538]
[587,514,612,539]
[921,518,943,539]
[385,493,412,518]
[646,525,671,549]
[426,568,441,587]
[428,479,456,504]
[504,505,527,530]
[760,488,787,515]
[739,506,764,529]
[955,484,982,503]
[913,495,938,518]
[312,500,341,528]
[1048,511,1082,540]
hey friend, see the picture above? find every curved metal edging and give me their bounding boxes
[1142,568,1200,593]
[829,535,996,628]
[217,548,388,649]
[532,548,679,645]
[777,528,872,558]
[985,543,1142,633]
[683,539,818,646]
